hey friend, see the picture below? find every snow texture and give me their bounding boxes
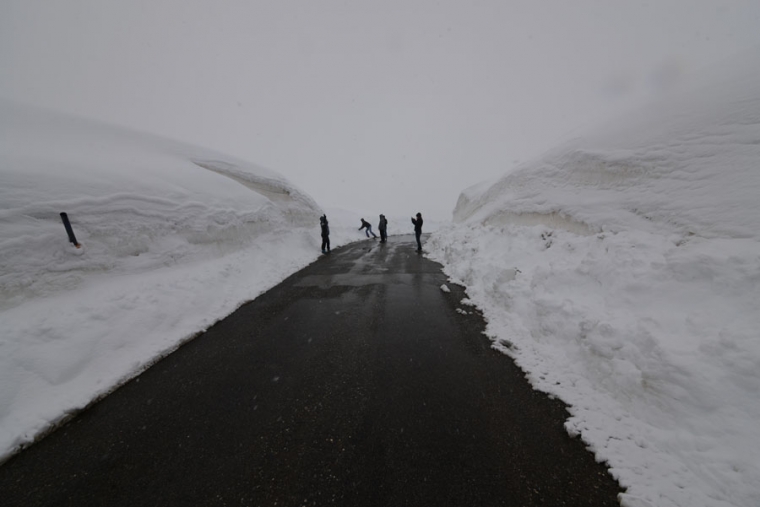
[0,102,370,461]
[426,54,760,507]
[3,49,759,507]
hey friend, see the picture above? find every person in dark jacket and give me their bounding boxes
[320,214,330,254]
[411,212,423,251]
[359,218,377,238]
[378,214,388,243]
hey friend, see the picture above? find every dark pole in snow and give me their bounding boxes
[60,212,81,248]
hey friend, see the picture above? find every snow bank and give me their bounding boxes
[455,55,760,242]
[427,54,760,507]
[0,102,335,461]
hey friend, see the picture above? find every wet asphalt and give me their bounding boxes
[0,234,623,506]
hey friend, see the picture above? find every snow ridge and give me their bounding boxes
[0,103,326,461]
[430,54,760,507]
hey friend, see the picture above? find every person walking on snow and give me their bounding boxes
[378,214,388,243]
[411,212,423,251]
[320,214,331,254]
[359,218,377,238]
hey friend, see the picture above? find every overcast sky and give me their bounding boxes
[3,1,760,220]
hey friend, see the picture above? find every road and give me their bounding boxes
[0,234,623,506]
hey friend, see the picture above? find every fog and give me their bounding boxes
[2,0,760,220]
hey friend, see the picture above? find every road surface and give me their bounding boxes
[0,234,623,506]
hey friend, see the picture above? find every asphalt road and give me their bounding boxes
[0,234,623,506]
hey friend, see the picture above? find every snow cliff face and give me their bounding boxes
[454,55,760,242]
[0,103,329,463]
[0,102,321,310]
[432,54,760,507]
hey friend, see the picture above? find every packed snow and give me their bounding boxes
[0,102,388,461]
[426,54,760,507]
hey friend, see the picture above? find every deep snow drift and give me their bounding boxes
[0,100,441,462]
[0,103,370,461]
[426,55,760,507]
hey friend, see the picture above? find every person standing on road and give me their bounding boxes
[320,214,331,254]
[378,214,388,243]
[411,212,423,251]
[359,218,378,239]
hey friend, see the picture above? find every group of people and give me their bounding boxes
[319,212,424,254]
[360,213,423,251]
[358,217,382,240]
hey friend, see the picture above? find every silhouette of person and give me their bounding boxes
[320,215,330,253]
[411,212,423,251]
[359,218,377,238]
[378,214,388,243]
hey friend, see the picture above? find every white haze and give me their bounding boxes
[3,3,760,506]
[2,1,760,219]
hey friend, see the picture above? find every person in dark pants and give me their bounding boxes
[320,214,330,254]
[411,212,423,251]
[378,214,388,243]
[359,218,377,238]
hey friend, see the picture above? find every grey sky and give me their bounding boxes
[3,1,760,220]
